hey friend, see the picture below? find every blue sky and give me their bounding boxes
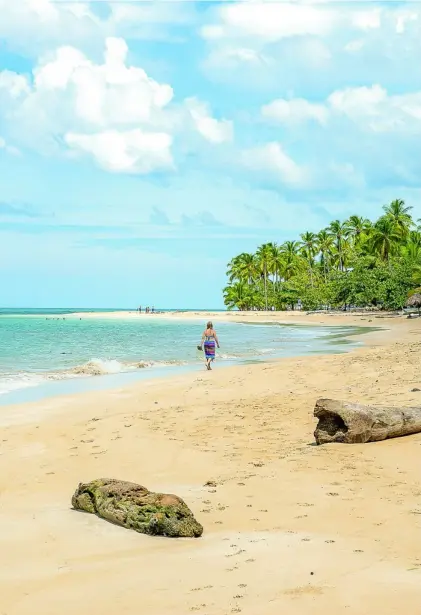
[0,0,420,308]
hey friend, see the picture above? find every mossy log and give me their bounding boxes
[314,398,421,444]
[72,478,203,538]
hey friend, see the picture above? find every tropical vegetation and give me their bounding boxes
[223,200,421,312]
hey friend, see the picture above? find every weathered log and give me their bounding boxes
[72,478,203,537]
[314,398,421,444]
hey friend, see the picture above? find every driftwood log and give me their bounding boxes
[72,478,203,537]
[314,398,421,444]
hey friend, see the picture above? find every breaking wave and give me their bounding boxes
[0,357,187,396]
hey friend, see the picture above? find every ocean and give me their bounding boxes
[0,309,367,405]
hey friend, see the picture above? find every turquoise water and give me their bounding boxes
[0,310,367,403]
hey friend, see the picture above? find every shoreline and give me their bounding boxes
[0,313,383,407]
[1,313,421,614]
[65,307,399,324]
[65,308,402,347]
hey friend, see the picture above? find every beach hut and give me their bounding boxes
[406,293,421,315]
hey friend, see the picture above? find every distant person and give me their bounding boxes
[139,305,142,313]
[200,321,220,371]
[152,306,155,313]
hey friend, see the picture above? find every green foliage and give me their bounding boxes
[223,199,419,311]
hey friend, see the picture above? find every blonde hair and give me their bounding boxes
[206,321,213,329]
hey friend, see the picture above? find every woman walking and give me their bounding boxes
[200,321,220,370]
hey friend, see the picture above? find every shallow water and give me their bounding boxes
[0,310,373,405]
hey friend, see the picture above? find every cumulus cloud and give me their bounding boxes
[0,37,232,173]
[185,98,233,144]
[201,2,421,93]
[261,98,328,126]
[0,71,30,99]
[262,85,421,134]
[201,2,337,42]
[328,85,421,133]
[242,142,308,187]
[0,0,195,56]
[65,130,173,174]
[255,83,421,193]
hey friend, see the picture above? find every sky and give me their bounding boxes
[0,0,420,309]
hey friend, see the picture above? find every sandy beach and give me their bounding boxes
[1,312,421,615]
[66,307,402,326]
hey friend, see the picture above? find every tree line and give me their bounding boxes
[223,199,421,312]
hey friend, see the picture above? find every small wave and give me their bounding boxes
[256,348,276,355]
[0,373,48,395]
[0,356,189,396]
[218,353,240,360]
[159,359,187,367]
[133,361,153,369]
[69,358,126,376]
[58,357,187,377]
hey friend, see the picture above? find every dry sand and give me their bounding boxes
[1,312,421,615]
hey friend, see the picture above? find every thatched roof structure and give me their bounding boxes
[406,293,421,308]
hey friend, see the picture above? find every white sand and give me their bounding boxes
[1,312,421,614]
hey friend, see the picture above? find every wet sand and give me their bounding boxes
[1,312,421,614]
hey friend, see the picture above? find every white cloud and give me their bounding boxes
[395,10,418,34]
[351,9,382,31]
[201,2,337,42]
[0,0,195,56]
[200,2,421,94]
[0,0,102,55]
[0,37,230,173]
[185,98,233,144]
[242,142,307,187]
[65,130,173,174]
[32,38,174,128]
[261,98,328,126]
[328,84,387,116]
[261,85,421,135]
[327,85,421,132]
[0,71,30,98]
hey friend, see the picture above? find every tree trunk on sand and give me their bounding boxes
[314,398,421,444]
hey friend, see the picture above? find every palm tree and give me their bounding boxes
[370,216,402,261]
[328,220,347,270]
[238,252,257,285]
[383,199,413,238]
[299,232,318,286]
[402,241,421,261]
[344,215,372,247]
[223,281,250,310]
[402,231,421,262]
[409,230,421,247]
[226,255,243,283]
[280,241,300,280]
[317,230,334,280]
[226,253,256,285]
[267,242,283,290]
[256,243,273,310]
